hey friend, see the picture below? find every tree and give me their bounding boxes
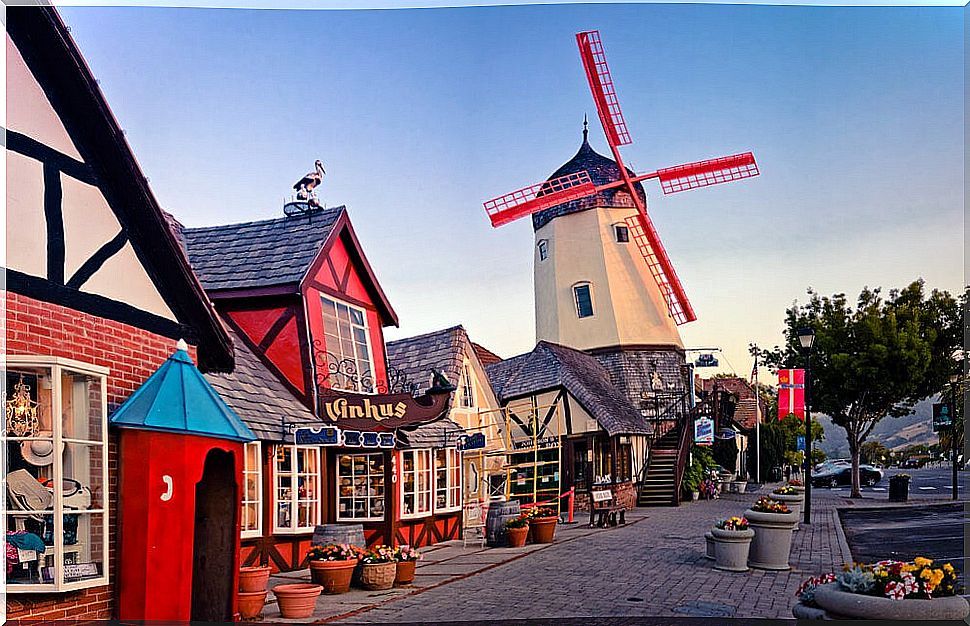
[713,437,738,472]
[859,441,891,466]
[762,280,963,497]
[747,420,786,481]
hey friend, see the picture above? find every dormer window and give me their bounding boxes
[573,283,594,318]
[537,239,549,261]
[321,296,374,392]
[614,224,630,243]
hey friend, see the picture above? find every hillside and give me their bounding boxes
[815,397,939,459]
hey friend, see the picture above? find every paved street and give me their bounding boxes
[816,465,969,499]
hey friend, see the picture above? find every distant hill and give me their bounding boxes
[814,397,939,460]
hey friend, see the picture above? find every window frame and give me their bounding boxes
[434,448,462,513]
[241,441,263,539]
[613,223,630,243]
[272,445,321,535]
[573,282,595,319]
[320,295,377,394]
[537,239,549,261]
[400,449,433,519]
[4,355,110,594]
[458,363,475,409]
[336,452,386,522]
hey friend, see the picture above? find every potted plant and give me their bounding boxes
[359,544,398,590]
[711,516,754,573]
[682,460,702,501]
[394,545,421,586]
[306,543,361,594]
[272,583,323,619]
[700,475,719,500]
[787,478,805,492]
[744,496,797,571]
[793,559,968,620]
[239,564,272,592]
[504,514,529,547]
[771,484,805,527]
[704,530,716,561]
[526,506,559,543]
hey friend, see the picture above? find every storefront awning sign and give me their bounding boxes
[457,432,486,451]
[293,425,395,448]
[318,387,451,431]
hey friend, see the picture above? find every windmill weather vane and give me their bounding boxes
[483,30,760,325]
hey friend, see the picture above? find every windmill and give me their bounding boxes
[483,30,759,326]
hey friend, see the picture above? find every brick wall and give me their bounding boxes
[5,291,197,621]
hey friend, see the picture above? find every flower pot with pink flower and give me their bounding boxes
[394,545,421,586]
[306,543,362,594]
[360,545,398,590]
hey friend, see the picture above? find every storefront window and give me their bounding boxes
[4,357,109,593]
[321,296,374,392]
[435,448,461,511]
[401,449,432,518]
[337,453,384,520]
[274,445,320,533]
[241,441,262,538]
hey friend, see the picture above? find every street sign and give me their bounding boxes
[796,435,806,452]
[457,432,486,451]
[695,353,719,368]
[933,402,953,432]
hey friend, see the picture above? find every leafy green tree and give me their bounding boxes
[762,280,962,497]
[859,441,891,465]
[747,420,786,481]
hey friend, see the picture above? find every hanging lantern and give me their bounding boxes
[6,375,39,437]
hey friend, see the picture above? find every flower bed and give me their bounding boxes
[751,496,790,514]
[715,516,749,531]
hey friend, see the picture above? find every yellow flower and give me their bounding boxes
[902,564,917,573]
[944,563,955,573]
[914,557,933,568]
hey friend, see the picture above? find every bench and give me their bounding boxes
[589,488,626,528]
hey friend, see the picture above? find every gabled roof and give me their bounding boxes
[386,326,468,394]
[205,326,319,442]
[7,7,233,372]
[472,342,503,367]
[399,418,465,449]
[485,341,651,436]
[697,376,765,431]
[110,344,255,442]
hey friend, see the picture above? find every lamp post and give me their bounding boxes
[798,326,816,525]
[949,373,960,501]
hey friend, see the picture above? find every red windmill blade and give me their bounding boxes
[482,30,760,326]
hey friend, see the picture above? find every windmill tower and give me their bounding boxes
[484,30,759,400]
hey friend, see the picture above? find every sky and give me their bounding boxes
[56,2,965,381]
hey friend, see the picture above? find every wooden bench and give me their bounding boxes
[589,488,626,528]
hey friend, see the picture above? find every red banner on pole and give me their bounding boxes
[777,369,805,420]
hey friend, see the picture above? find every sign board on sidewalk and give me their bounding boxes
[592,489,613,502]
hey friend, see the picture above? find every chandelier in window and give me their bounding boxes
[6,375,39,437]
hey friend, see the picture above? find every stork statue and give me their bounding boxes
[293,159,326,207]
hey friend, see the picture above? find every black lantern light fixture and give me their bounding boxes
[797,326,815,525]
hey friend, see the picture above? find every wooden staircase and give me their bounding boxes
[637,426,682,507]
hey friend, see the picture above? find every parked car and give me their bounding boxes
[812,464,884,488]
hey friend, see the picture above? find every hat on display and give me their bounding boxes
[20,431,63,467]
[6,468,53,521]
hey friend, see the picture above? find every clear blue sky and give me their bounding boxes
[58,3,964,379]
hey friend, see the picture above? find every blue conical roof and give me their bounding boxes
[110,346,256,443]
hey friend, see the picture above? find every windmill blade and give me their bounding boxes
[624,213,697,325]
[484,171,596,228]
[657,152,759,195]
[576,30,632,148]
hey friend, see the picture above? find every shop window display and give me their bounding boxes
[401,449,432,518]
[241,441,262,538]
[435,448,461,511]
[337,453,385,520]
[274,445,320,533]
[4,358,108,592]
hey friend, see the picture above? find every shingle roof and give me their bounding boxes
[485,342,651,436]
[697,376,765,431]
[472,342,503,367]
[398,418,465,449]
[385,326,468,394]
[205,327,319,441]
[182,207,344,291]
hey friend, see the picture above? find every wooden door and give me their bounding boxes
[191,449,237,621]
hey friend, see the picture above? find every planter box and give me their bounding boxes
[771,492,804,530]
[711,527,754,572]
[704,531,715,560]
[744,508,797,571]
[812,583,969,620]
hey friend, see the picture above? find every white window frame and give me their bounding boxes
[241,441,263,539]
[434,448,462,513]
[573,282,595,319]
[272,445,321,534]
[336,452,385,521]
[458,363,475,409]
[320,295,377,393]
[400,449,433,519]
[613,223,630,243]
[537,239,549,261]
[4,355,110,594]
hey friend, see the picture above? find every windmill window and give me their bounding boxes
[573,283,594,318]
[614,224,630,243]
[537,240,548,261]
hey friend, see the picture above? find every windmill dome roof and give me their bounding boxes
[532,127,646,231]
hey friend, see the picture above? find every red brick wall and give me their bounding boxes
[4,291,197,621]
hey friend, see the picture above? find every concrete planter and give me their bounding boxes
[744,508,797,571]
[771,492,804,530]
[812,583,970,620]
[704,531,715,560]
[791,601,827,620]
[711,527,754,572]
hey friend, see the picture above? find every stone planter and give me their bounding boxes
[791,601,827,620]
[744,508,797,571]
[309,559,357,594]
[360,561,397,590]
[238,590,267,620]
[272,583,322,619]
[812,583,970,620]
[239,565,271,592]
[711,527,754,572]
[506,525,528,547]
[529,517,558,543]
[771,492,804,529]
[704,531,715,560]
[395,560,417,586]
[733,481,748,494]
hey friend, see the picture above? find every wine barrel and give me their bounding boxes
[312,524,366,549]
[485,500,521,547]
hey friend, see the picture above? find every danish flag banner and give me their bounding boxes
[777,368,805,420]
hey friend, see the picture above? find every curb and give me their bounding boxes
[831,508,853,566]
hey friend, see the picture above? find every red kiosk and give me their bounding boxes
[110,341,256,622]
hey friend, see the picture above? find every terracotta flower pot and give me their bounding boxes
[239,565,271,592]
[506,525,528,547]
[813,583,970,620]
[309,559,357,594]
[360,561,397,590]
[744,508,798,571]
[238,590,267,620]
[529,517,558,544]
[272,583,322,619]
[395,560,417,586]
[711,527,754,572]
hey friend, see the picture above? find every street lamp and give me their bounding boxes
[798,326,815,525]
[949,373,960,501]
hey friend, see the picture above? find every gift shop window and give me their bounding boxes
[321,296,375,393]
[241,441,262,538]
[4,357,109,593]
[273,445,320,533]
[337,453,385,521]
[435,448,461,512]
[400,449,432,518]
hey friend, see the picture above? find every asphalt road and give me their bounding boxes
[816,464,969,499]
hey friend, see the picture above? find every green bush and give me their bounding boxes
[747,421,786,480]
[713,438,739,472]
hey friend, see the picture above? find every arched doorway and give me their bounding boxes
[191,448,237,621]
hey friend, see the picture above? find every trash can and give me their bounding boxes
[770,466,783,482]
[888,474,910,502]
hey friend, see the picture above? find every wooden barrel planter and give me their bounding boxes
[312,524,366,548]
[485,500,521,547]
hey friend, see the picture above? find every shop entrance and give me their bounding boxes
[191,449,237,622]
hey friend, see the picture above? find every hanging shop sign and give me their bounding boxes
[777,369,806,420]
[457,432,486,451]
[715,428,737,440]
[932,402,953,432]
[293,425,395,448]
[318,388,451,431]
[694,417,714,445]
